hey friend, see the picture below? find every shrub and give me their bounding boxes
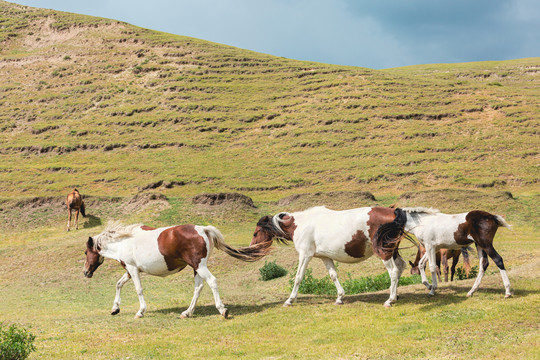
[455,265,479,280]
[259,261,287,281]
[0,323,36,360]
[289,267,422,295]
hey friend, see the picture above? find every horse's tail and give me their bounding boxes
[372,208,410,260]
[80,202,86,217]
[203,225,270,262]
[494,215,512,230]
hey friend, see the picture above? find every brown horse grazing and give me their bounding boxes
[84,222,269,319]
[66,188,86,231]
[410,246,472,282]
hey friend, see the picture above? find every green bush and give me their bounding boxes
[259,261,288,281]
[455,265,479,280]
[0,323,36,360]
[289,267,422,295]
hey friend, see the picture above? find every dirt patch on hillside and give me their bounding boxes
[397,189,515,214]
[0,192,169,231]
[275,191,377,211]
[192,193,256,208]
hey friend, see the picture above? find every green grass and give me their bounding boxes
[0,1,539,358]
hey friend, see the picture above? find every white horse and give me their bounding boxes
[249,206,411,307]
[400,207,512,297]
[83,222,267,319]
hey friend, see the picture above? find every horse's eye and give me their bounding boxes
[253,232,257,237]
[84,250,87,255]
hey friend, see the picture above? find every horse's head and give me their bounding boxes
[250,216,276,246]
[83,237,104,278]
[250,213,295,247]
[409,260,420,275]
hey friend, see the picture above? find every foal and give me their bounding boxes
[378,207,512,298]
[84,222,268,319]
[66,188,86,231]
[410,246,471,282]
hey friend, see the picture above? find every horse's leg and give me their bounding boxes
[426,246,438,296]
[195,265,228,318]
[111,272,131,315]
[418,252,431,290]
[394,254,407,301]
[467,248,488,297]
[125,265,146,318]
[75,208,80,230]
[284,253,313,307]
[321,257,345,305]
[67,208,72,231]
[181,273,204,319]
[382,258,399,307]
[484,245,512,298]
[442,252,449,282]
[450,253,460,282]
[462,247,472,277]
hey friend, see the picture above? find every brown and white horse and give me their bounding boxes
[409,246,472,282]
[377,207,512,298]
[66,188,86,231]
[250,206,410,307]
[84,222,268,319]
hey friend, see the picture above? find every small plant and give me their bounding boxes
[0,323,36,360]
[455,265,479,280]
[259,261,287,281]
[289,267,422,295]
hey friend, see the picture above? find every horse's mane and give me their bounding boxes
[401,207,440,215]
[93,221,143,250]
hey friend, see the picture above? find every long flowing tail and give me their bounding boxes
[80,202,86,217]
[372,208,410,260]
[203,226,271,262]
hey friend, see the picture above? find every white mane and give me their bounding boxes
[93,221,143,250]
[401,207,440,215]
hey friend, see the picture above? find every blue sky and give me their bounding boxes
[9,0,540,69]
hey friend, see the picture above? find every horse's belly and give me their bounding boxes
[315,247,373,263]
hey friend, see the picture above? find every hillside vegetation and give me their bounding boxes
[0,1,538,201]
[1,2,539,359]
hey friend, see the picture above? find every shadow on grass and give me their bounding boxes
[152,284,539,318]
[155,301,284,318]
[83,214,102,229]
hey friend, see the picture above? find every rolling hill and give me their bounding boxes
[0,0,538,201]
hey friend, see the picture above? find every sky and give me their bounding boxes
[8,0,540,69]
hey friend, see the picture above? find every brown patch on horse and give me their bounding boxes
[344,230,369,258]
[280,215,297,241]
[141,225,156,231]
[367,207,396,239]
[465,210,499,247]
[157,225,206,271]
[454,221,474,245]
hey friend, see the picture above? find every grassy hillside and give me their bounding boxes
[0,1,538,200]
[0,2,539,359]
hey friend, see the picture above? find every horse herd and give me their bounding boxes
[72,189,513,319]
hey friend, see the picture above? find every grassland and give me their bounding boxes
[0,1,539,359]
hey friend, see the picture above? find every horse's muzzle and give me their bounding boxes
[83,270,93,278]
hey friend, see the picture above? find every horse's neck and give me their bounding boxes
[99,240,126,260]
[404,212,427,235]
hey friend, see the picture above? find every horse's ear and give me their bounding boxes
[87,237,93,247]
[409,261,414,267]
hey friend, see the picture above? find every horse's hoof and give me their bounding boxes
[467,292,474,297]
[283,302,292,307]
[334,300,343,306]
[222,309,229,319]
[180,313,189,319]
[428,292,435,297]
[134,314,143,319]
[505,293,513,298]
[111,309,120,315]
[383,302,392,308]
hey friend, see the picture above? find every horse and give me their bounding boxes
[83,222,269,319]
[409,246,471,282]
[249,206,411,308]
[66,188,86,231]
[376,207,512,298]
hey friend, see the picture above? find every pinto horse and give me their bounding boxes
[250,206,410,307]
[66,188,86,231]
[377,207,512,298]
[409,246,471,282]
[84,222,267,319]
